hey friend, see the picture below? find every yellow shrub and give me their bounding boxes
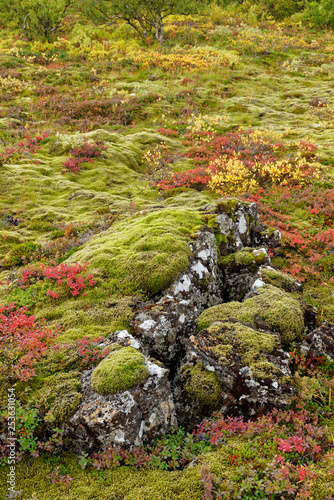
[0,76,33,93]
[209,155,259,194]
[209,154,320,196]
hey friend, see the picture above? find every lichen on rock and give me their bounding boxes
[219,247,271,301]
[66,334,177,450]
[174,317,294,429]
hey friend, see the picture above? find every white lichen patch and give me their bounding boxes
[139,319,157,331]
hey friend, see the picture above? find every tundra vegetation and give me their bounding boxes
[2,0,334,498]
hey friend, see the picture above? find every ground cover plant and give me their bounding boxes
[2,1,334,498]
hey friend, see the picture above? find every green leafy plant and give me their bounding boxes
[80,0,208,44]
[0,0,74,41]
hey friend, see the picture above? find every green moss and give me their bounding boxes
[213,344,233,366]
[219,247,267,271]
[0,453,203,500]
[47,392,82,424]
[35,295,134,343]
[214,233,226,245]
[207,321,280,379]
[35,371,82,424]
[91,346,149,395]
[69,209,202,294]
[180,362,222,406]
[4,241,39,266]
[0,131,170,235]
[261,267,301,292]
[227,103,248,112]
[271,256,290,270]
[35,345,80,378]
[197,285,304,345]
[215,198,244,218]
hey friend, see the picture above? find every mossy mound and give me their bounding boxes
[0,452,204,500]
[36,296,134,343]
[180,362,222,407]
[91,346,149,395]
[22,371,82,425]
[197,284,304,345]
[0,131,175,260]
[69,208,202,295]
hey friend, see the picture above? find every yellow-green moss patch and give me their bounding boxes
[69,208,202,294]
[180,362,222,406]
[261,267,301,292]
[208,321,280,380]
[0,453,203,500]
[197,285,304,345]
[219,247,268,271]
[34,371,82,424]
[91,346,149,395]
[35,296,134,343]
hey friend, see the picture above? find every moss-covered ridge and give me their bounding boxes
[260,266,302,293]
[68,207,202,295]
[197,284,304,345]
[0,130,172,260]
[43,371,83,424]
[219,247,268,272]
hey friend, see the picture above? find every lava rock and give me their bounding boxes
[300,321,334,361]
[66,334,177,451]
[174,319,295,430]
[132,227,222,365]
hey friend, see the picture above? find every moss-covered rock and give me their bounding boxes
[180,362,222,407]
[91,346,149,395]
[219,247,270,301]
[219,247,268,271]
[261,267,302,292]
[175,316,294,428]
[197,284,304,345]
[215,198,244,219]
[208,321,280,379]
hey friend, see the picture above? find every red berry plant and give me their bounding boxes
[63,141,107,174]
[19,261,96,299]
[0,303,58,382]
[0,132,48,165]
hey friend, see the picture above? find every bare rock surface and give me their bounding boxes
[300,321,334,361]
